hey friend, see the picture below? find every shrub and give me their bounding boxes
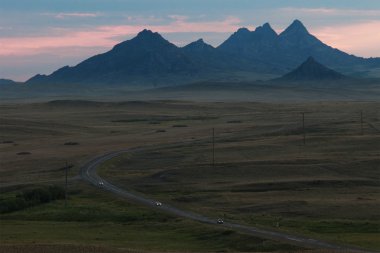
[16,152,31,155]
[64,142,79,145]
[0,185,65,213]
[0,198,28,213]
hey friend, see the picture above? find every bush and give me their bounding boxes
[22,187,52,203]
[64,142,79,145]
[0,198,28,213]
[0,185,65,213]
[16,152,31,155]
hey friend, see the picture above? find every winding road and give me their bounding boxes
[80,148,376,253]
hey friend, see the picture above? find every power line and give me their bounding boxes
[65,161,68,207]
[360,111,364,136]
[302,112,306,145]
[212,128,215,168]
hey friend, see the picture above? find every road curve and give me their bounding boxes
[80,149,376,253]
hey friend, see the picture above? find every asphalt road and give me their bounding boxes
[80,149,376,253]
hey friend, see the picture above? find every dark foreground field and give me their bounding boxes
[1,100,379,252]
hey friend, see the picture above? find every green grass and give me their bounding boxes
[96,116,380,251]
[1,100,380,252]
[0,184,299,252]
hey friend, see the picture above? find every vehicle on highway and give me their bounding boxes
[155,201,162,206]
[217,218,224,224]
[98,181,104,187]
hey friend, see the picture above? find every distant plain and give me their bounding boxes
[1,99,379,252]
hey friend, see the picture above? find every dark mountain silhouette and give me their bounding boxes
[276,20,362,69]
[182,39,256,71]
[218,20,367,72]
[182,39,226,70]
[278,57,346,81]
[28,29,200,85]
[0,79,17,85]
[183,39,215,53]
[219,23,278,59]
[26,20,380,86]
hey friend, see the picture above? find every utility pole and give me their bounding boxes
[360,111,364,136]
[302,112,306,145]
[212,128,215,168]
[65,161,68,208]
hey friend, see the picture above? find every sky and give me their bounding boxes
[1,0,380,81]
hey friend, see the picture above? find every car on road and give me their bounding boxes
[98,181,104,187]
[155,201,162,206]
[217,218,224,224]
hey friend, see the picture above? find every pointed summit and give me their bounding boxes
[217,27,252,51]
[218,24,279,52]
[112,29,174,50]
[236,27,251,34]
[255,23,275,32]
[230,27,252,40]
[279,56,346,81]
[280,19,309,36]
[191,38,208,46]
[304,56,319,65]
[183,38,214,52]
[254,22,278,37]
[135,29,166,41]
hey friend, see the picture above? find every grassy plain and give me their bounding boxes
[1,100,379,252]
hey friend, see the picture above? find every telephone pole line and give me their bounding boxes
[302,112,306,145]
[212,128,215,168]
[360,111,363,136]
[65,161,68,208]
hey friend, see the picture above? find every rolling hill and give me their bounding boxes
[277,57,347,81]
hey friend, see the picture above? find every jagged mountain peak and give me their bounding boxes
[136,29,161,38]
[298,56,325,69]
[254,22,278,37]
[304,56,318,64]
[25,20,378,86]
[280,19,309,36]
[112,29,174,51]
[132,29,169,43]
[190,38,209,46]
[183,38,214,53]
[236,27,251,34]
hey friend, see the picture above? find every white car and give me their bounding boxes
[155,201,162,206]
[98,181,104,187]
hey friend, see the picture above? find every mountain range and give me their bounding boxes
[26,19,380,87]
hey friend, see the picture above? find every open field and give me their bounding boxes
[1,100,379,252]
[1,79,380,103]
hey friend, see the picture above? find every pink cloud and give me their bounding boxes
[0,16,245,58]
[42,12,101,19]
[0,15,379,61]
[99,16,245,34]
[279,7,380,17]
[311,21,380,57]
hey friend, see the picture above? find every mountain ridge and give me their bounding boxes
[26,20,380,86]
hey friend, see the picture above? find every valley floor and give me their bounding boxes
[1,100,379,252]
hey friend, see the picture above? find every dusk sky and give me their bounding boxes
[1,0,380,81]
